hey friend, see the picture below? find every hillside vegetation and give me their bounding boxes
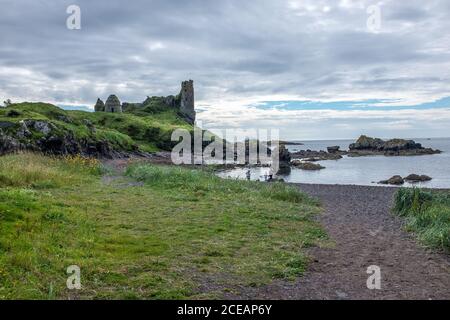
[0,153,325,299]
[0,101,193,156]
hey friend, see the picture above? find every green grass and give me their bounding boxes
[0,153,325,299]
[393,188,450,251]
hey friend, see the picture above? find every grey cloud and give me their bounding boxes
[1,0,450,139]
[387,7,429,21]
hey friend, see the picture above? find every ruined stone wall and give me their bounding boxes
[104,95,122,113]
[179,80,195,124]
[95,81,196,123]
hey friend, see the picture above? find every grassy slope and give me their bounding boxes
[0,102,193,153]
[0,153,325,299]
[394,188,450,251]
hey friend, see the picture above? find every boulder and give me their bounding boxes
[24,120,55,135]
[379,175,404,185]
[349,135,385,150]
[291,160,325,170]
[275,145,292,175]
[278,144,291,163]
[17,122,32,139]
[404,174,432,182]
[327,146,340,153]
[0,129,22,155]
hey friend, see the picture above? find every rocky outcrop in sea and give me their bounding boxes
[348,135,441,157]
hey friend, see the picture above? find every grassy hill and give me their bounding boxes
[0,101,193,156]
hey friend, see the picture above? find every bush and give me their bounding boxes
[6,109,21,117]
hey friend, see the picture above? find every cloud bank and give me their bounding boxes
[1,0,450,139]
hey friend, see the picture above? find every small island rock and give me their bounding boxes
[404,174,432,182]
[291,160,325,170]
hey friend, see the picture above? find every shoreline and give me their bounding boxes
[290,182,450,191]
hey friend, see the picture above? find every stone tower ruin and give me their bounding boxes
[94,98,105,112]
[104,95,122,113]
[179,80,195,124]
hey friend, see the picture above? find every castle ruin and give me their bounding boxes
[179,80,195,124]
[104,95,122,113]
[94,80,195,124]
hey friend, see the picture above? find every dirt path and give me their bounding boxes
[231,184,450,300]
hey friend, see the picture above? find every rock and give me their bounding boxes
[383,139,422,151]
[404,174,432,182]
[17,122,32,139]
[24,120,55,135]
[349,135,441,156]
[0,116,143,158]
[94,98,105,112]
[278,144,291,163]
[104,95,122,113]
[0,129,22,155]
[379,175,404,185]
[56,114,73,123]
[349,135,385,151]
[291,160,325,170]
[0,121,16,129]
[275,145,292,175]
[83,119,96,133]
[291,149,343,161]
[327,146,340,153]
[277,163,291,175]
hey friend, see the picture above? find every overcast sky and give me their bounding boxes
[1,0,450,139]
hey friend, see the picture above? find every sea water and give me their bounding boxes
[217,138,450,188]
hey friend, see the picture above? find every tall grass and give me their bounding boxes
[0,153,103,188]
[126,164,317,205]
[393,188,450,251]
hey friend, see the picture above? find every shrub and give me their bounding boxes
[6,109,21,117]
